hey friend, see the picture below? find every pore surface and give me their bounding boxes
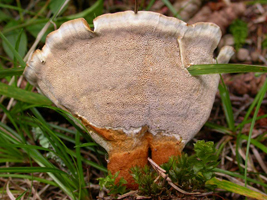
[39,27,218,142]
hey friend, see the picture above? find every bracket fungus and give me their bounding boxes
[24,11,234,188]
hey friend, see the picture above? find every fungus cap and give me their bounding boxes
[24,11,234,186]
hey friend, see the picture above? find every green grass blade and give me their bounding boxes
[2,19,49,34]
[0,67,24,78]
[237,76,267,131]
[30,109,78,177]
[0,159,24,163]
[67,149,107,172]
[62,0,103,20]
[16,191,27,200]
[218,76,235,131]
[75,130,88,199]
[205,122,233,134]
[0,82,51,105]
[0,104,22,137]
[0,32,26,67]
[236,114,267,130]
[244,79,267,186]
[0,3,36,15]
[188,64,267,76]
[213,168,267,188]
[0,143,56,153]
[0,122,23,143]
[0,122,76,198]
[161,0,178,17]
[241,135,267,154]
[206,177,267,200]
[74,143,98,148]
[50,0,70,21]
[0,174,58,186]
[146,0,156,10]
[34,119,77,176]
[0,167,69,174]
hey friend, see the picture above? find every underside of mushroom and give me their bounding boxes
[24,11,234,188]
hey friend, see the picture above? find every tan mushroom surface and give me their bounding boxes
[24,11,234,188]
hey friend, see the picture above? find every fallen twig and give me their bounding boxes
[117,190,138,199]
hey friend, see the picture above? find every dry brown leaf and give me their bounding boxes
[172,0,204,21]
[188,2,246,34]
[224,73,267,96]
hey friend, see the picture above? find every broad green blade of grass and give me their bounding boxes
[0,82,51,105]
[188,64,267,76]
[206,177,267,200]
[213,168,267,188]
[218,76,235,131]
[0,167,69,174]
[0,67,24,78]
[0,32,26,67]
[244,79,267,186]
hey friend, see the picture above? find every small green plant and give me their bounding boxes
[131,165,163,196]
[99,140,219,197]
[162,140,219,191]
[229,19,248,51]
[98,171,127,196]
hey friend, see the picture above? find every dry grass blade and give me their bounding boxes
[251,145,267,174]
[6,181,16,200]
[215,172,265,194]
[136,195,152,199]
[25,179,41,200]
[117,191,138,199]
[224,155,267,182]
